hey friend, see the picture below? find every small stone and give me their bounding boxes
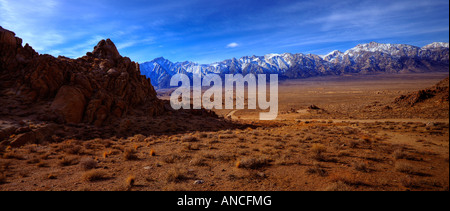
[194,180,204,185]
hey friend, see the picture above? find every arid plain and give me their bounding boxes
[1,72,448,191]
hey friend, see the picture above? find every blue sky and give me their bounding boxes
[1,0,449,64]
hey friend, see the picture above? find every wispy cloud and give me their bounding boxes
[226,42,239,48]
[116,37,155,50]
[0,0,65,51]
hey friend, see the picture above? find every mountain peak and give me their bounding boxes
[321,50,344,62]
[152,57,168,62]
[422,42,449,49]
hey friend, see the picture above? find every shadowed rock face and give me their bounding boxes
[0,26,164,126]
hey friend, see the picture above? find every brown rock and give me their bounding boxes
[0,26,18,47]
[92,39,121,62]
[9,132,36,147]
[51,86,87,124]
[9,124,59,147]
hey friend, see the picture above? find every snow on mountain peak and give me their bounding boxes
[422,42,449,49]
[266,53,281,59]
[321,50,344,62]
[140,41,449,88]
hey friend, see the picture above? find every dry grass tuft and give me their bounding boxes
[80,157,97,170]
[191,157,208,166]
[58,156,78,167]
[126,175,136,187]
[181,135,199,143]
[395,162,414,174]
[163,154,185,164]
[123,148,139,161]
[83,170,107,182]
[236,157,270,169]
[166,168,188,183]
[103,150,113,158]
[353,161,370,173]
[150,149,156,157]
[47,174,57,180]
[63,145,83,155]
[306,164,328,177]
[311,144,326,154]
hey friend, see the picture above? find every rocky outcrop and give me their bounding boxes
[395,77,449,106]
[0,26,164,127]
[0,26,244,149]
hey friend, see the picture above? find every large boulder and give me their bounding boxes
[51,86,87,124]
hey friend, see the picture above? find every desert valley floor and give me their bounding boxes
[1,72,449,191]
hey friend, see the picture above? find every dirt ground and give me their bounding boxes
[1,73,448,191]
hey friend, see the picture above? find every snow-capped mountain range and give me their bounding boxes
[140,42,449,88]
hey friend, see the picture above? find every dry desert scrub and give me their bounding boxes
[181,135,199,143]
[236,157,270,169]
[58,156,78,167]
[80,157,97,170]
[306,163,328,177]
[83,170,107,182]
[123,148,139,161]
[126,175,136,187]
[166,168,188,183]
[394,162,429,176]
[190,156,208,166]
[150,149,156,157]
[47,173,57,180]
[353,161,370,173]
[311,144,326,154]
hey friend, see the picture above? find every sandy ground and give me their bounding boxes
[1,73,448,191]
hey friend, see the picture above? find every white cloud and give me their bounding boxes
[226,42,239,48]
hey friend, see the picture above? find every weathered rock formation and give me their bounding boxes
[0,26,164,127]
[1,26,235,148]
